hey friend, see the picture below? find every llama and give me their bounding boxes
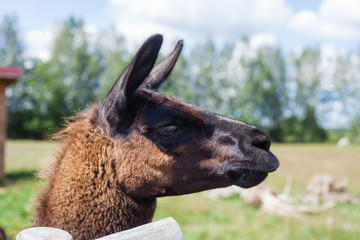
[33,34,279,239]
[0,226,6,240]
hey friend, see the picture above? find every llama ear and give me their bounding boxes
[140,39,183,91]
[100,34,163,139]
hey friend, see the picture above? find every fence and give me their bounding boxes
[16,217,184,240]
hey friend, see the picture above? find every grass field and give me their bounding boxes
[1,140,359,239]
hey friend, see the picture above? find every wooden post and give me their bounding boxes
[16,217,185,240]
[0,67,21,180]
[16,227,73,240]
[97,217,184,240]
[0,83,7,180]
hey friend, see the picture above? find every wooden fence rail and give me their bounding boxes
[16,217,184,240]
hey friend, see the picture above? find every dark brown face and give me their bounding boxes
[131,90,279,196]
[99,34,279,198]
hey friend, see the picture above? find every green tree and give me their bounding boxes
[160,52,191,101]
[285,47,327,142]
[291,48,322,110]
[302,105,327,142]
[0,15,23,66]
[189,39,222,109]
[50,17,103,111]
[334,50,360,142]
[0,15,32,137]
[350,115,360,143]
[95,28,127,99]
[8,17,105,138]
[243,47,287,141]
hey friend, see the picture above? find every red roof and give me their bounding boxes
[0,67,22,76]
[0,67,21,84]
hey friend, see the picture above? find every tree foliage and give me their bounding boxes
[5,17,106,138]
[1,15,359,142]
[0,15,23,67]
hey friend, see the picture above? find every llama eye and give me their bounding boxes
[158,125,178,137]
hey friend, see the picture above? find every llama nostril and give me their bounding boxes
[251,134,271,151]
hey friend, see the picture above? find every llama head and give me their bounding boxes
[99,34,279,198]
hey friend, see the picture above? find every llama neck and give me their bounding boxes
[35,111,157,239]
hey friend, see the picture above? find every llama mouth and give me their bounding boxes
[227,168,268,188]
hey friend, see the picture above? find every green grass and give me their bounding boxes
[4,140,56,171]
[0,173,42,238]
[0,140,54,239]
[154,192,360,240]
[1,140,360,239]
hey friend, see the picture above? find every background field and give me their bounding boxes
[1,140,359,240]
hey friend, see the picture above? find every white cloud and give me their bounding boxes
[19,0,359,60]
[107,0,291,48]
[24,29,53,61]
[84,24,99,35]
[250,33,277,49]
[289,0,360,40]
[23,24,99,61]
[320,0,360,26]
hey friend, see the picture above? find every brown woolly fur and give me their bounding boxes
[33,34,279,240]
[34,106,161,239]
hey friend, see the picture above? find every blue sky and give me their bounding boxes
[1,0,359,60]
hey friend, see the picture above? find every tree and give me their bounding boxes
[50,17,103,111]
[243,47,287,141]
[285,47,328,142]
[334,50,360,142]
[0,15,23,67]
[188,39,222,109]
[350,115,360,143]
[0,15,30,138]
[8,17,105,138]
[95,27,127,99]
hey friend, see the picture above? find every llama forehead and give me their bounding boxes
[137,90,250,135]
[138,90,207,126]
